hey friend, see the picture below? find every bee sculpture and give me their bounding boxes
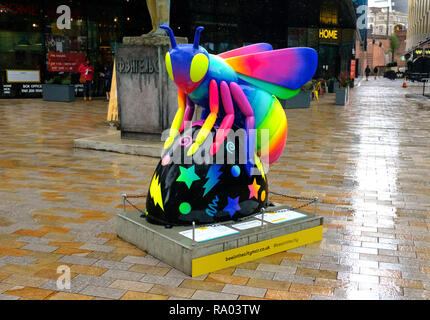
[145,25,318,226]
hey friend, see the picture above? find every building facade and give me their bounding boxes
[368,7,408,36]
[0,0,359,99]
[355,28,407,75]
[406,0,430,53]
[172,0,358,81]
[0,0,150,98]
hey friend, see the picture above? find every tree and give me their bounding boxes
[390,33,400,63]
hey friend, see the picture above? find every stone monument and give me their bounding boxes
[118,0,187,140]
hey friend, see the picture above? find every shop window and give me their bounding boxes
[320,0,339,26]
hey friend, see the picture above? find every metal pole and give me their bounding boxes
[314,197,319,216]
[386,6,389,37]
[121,194,127,213]
[192,221,196,242]
[261,208,265,228]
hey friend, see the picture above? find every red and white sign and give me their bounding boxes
[48,52,86,72]
[350,59,356,79]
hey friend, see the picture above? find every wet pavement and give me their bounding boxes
[0,77,429,300]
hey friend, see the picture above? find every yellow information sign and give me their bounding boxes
[191,225,323,277]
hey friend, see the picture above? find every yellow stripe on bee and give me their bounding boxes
[164,91,187,150]
[187,113,217,156]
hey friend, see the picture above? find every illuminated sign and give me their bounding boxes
[319,29,339,40]
[425,48,430,57]
[413,48,423,59]
[350,60,356,79]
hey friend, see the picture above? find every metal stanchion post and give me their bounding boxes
[261,207,265,228]
[192,221,196,245]
[122,194,127,213]
[314,197,318,216]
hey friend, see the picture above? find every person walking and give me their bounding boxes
[78,57,94,102]
[365,65,371,81]
[373,66,378,80]
[100,64,112,102]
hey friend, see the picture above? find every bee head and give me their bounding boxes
[161,25,209,94]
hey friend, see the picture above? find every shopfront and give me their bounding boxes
[0,0,149,98]
[0,0,359,99]
[170,0,358,79]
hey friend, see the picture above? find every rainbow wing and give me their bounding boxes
[218,43,273,59]
[224,47,318,90]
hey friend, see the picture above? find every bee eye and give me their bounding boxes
[190,53,209,83]
[165,52,174,81]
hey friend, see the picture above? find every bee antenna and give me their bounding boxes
[193,26,204,49]
[160,25,177,49]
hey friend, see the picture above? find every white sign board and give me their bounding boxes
[179,225,239,242]
[231,220,266,230]
[7,70,40,83]
[255,209,307,224]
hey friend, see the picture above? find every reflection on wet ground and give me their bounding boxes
[0,78,429,300]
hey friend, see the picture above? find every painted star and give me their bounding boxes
[223,196,241,218]
[248,178,261,199]
[176,165,200,189]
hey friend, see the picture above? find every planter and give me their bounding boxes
[335,87,349,105]
[282,91,311,109]
[327,80,334,93]
[42,84,75,102]
[333,81,340,93]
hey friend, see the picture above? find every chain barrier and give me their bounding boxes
[269,191,318,210]
[123,194,146,216]
[122,192,318,214]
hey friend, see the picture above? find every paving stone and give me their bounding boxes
[121,291,168,300]
[20,243,59,253]
[109,279,153,292]
[80,285,126,299]
[48,292,94,300]
[149,284,195,299]
[2,274,49,287]
[255,263,296,274]
[233,268,275,280]
[0,293,20,300]
[40,274,116,293]
[92,259,133,271]
[140,274,184,287]
[222,284,267,298]
[164,268,192,279]
[101,269,143,281]
[79,243,115,253]
[121,255,159,266]
[272,273,316,285]
[0,256,37,266]
[191,290,238,300]
[58,255,98,266]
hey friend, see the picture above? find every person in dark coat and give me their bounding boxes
[100,64,112,102]
[365,65,371,81]
[373,66,378,79]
